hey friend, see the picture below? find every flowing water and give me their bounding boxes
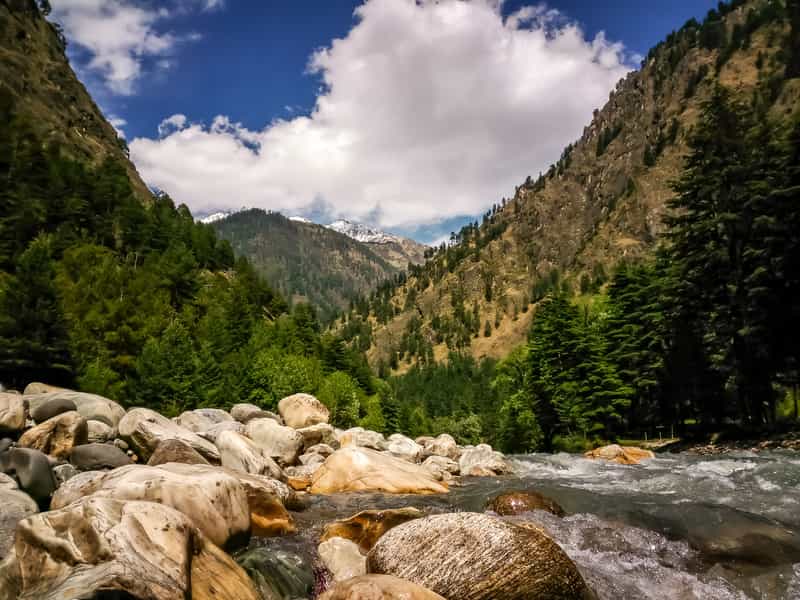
[257,450,800,599]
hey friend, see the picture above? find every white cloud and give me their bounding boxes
[109,116,127,138]
[130,0,632,228]
[51,0,217,95]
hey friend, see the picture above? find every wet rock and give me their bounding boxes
[246,418,304,466]
[0,394,26,435]
[50,463,251,549]
[231,402,282,425]
[367,512,592,600]
[86,419,114,443]
[278,393,330,429]
[23,390,125,428]
[198,420,246,443]
[147,438,211,466]
[319,575,447,600]
[322,508,425,552]
[0,496,259,600]
[421,455,459,481]
[118,407,221,463]
[422,434,460,461]
[319,537,367,582]
[52,463,78,486]
[297,422,337,450]
[175,407,233,432]
[459,443,512,476]
[584,444,654,465]
[311,447,448,494]
[486,491,566,517]
[29,396,75,424]
[216,429,284,479]
[68,442,132,470]
[387,434,424,463]
[0,448,56,504]
[339,427,388,451]
[0,486,37,559]
[224,469,300,527]
[236,547,315,600]
[17,411,87,460]
[285,464,317,491]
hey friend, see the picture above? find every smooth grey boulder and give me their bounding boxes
[0,447,56,504]
[0,393,27,434]
[339,427,388,451]
[29,396,76,424]
[0,486,37,559]
[52,463,78,486]
[215,429,284,479]
[422,434,460,461]
[245,418,303,466]
[297,422,337,451]
[86,419,114,443]
[387,434,424,463]
[23,390,125,428]
[174,407,233,433]
[421,455,460,481]
[118,407,221,463]
[198,420,246,443]
[231,403,282,425]
[147,438,211,466]
[69,443,132,471]
[459,444,512,476]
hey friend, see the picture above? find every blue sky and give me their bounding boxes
[53,0,719,243]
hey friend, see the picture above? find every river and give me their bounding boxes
[257,450,800,599]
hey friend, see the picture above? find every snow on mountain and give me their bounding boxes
[198,211,232,224]
[326,219,400,244]
[289,216,311,223]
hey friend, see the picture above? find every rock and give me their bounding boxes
[459,444,512,476]
[319,537,367,582]
[421,455,459,481]
[297,422,338,450]
[246,417,304,465]
[113,438,129,451]
[118,407,221,463]
[0,438,12,453]
[69,442,133,470]
[0,394,26,434]
[23,390,125,428]
[304,442,336,460]
[0,448,56,504]
[367,513,592,600]
[50,463,251,549]
[322,508,425,552]
[198,419,246,443]
[387,434,424,462]
[319,575,447,600]
[0,487,37,559]
[0,473,17,490]
[52,463,78,486]
[17,411,87,459]
[486,491,565,517]
[339,427,388,451]
[86,419,114,443]
[423,434,460,460]
[147,437,211,466]
[222,469,298,532]
[285,464,317,490]
[174,407,233,432]
[277,393,329,429]
[0,496,259,600]
[231,402,283,425]
[415,436,434,446]
[29,396,76,424]
[22,382,64,395]
[311,448,448,494]
[584,444,655,465]
[299,452,326,468]
[216,429,284,479]
[236,547,315,600]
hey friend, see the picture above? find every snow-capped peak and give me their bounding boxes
[289,216,311,223]
[326,219,399,244]
[199,211,231,224]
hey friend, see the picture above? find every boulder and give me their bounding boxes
[147,438,211,466]
[50,463,251,549]
[117,407,221,463]
[303,442,336,460]
[277,393,329,429]
[297,422,337,450]
[319,537,367,582]
[216,429,284,479]
[299,452,326,468]
[339,427,388,451]
[237,547,315,600]
[231,402,282,425]
[86,419,114,443]
[421,455,459,481]
[17,411,87,460]
[0,438,12,453]
[367,513,592,600]
[0,496,259,600]
[584,444,655,465]
[423,434,460,461]
[0,448,56,504]
[415,436,435,446]
[0,487,37,559]
[69,443,133,471]
[486,491,565,517]
[387,434,424,463]
[29,396,76,424]
[23,390,125,428]
[322,508,425,552]
[52,463,78,486]
[458,444,512,476]
[0,394,26,434]
[222,469,298,532]
[311,448,448,495]
[22,382,64,395]
[174,407,233,432]
[246,417,304,465]
[0,472,18,490]
[319,575,447,600]
[198,420,246,443]
[285,464,317,491]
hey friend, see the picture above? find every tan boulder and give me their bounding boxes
[387,434,424,463]
[311,448,448,495]
[17,411,87,459]
[118,407,220,463]
[174,408,233,432]
[0,393,26,434]
[22,382,65,395]
[285,464,317,491]
[339,427,388,450]
[421,455,459,481]
[297,422,338,450]
[584,444,655,465]
[423,433,460,460]
[319,537,366,582]
[277,393,329,428]
[216,429,284,480]
[231,402,282,424]
[86,419,114,443]
[147,438,211,466]
[458,443,512,476]
[319,575,447,600]
[245,417,304,465]
[23,390,125,428]
[0,486,37,559]
[322,508,425,552]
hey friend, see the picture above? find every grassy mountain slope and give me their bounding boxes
[347,0,800,372]
[364,236,427,272]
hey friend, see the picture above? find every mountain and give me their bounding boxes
[342,0,800,372]
[327,219,428,270]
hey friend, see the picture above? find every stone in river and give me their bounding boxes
[486,490,566,517]
[322,508,425,552]
[584,444,654,465]
[319,575,447,600]
[319,537,367,582]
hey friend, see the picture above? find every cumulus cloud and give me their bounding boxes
[109,116,127,138]
[130,0,632,228]
[51,0,219,95]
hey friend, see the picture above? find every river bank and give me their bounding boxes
[661,429,800,455]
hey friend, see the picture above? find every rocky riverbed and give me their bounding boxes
[1,385,798,599]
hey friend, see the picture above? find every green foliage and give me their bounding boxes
[318,371,363,428]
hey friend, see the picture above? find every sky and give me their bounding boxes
[51,0,719,244]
